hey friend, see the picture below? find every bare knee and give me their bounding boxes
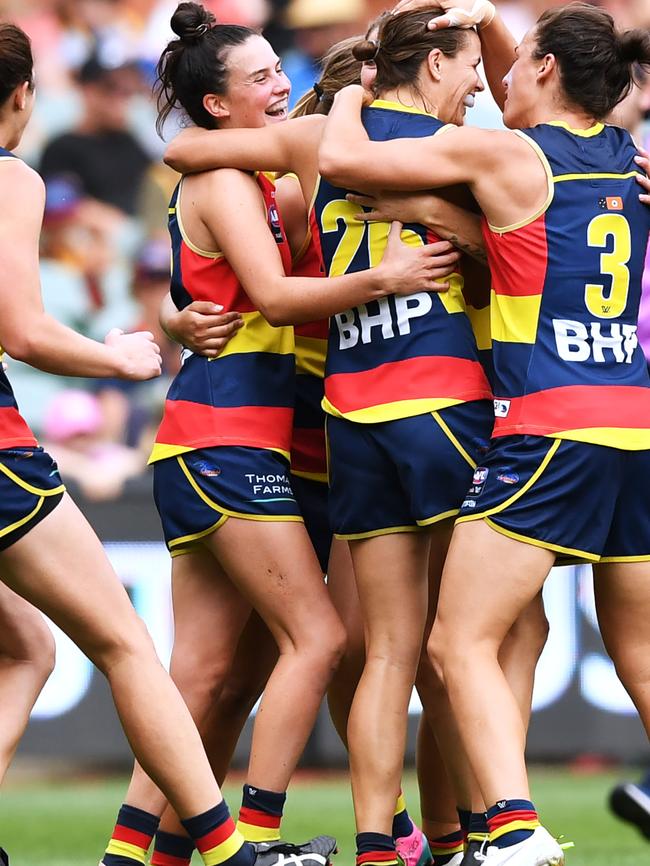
[89,615,159,676]
[289,616,347,679]
[427,626,448,685]
[0,611,56,686]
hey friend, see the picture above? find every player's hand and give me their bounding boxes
[333,84,374,108]
[104,328,163,380]
[377,221,460,295]
[349,190,446,229]
[391,0,495,30]
[165,301,243,358]
[635,148,650,206]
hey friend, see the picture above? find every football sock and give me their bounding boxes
[486,799,539,849]
[356,832,400,866]
[467,812,489,846]
[392,792,415,840]
[151,830,195,866]
[429,830,464,865]
[237,785,285,842]
[456,809,471,843]
[102,804,159,865]
[182,802,254,866]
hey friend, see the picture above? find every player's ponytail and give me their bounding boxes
[292,36,363,118]
[351,9,468,95]
[533,3,650,120]
[155,1,255,136]
[0,23,34,107]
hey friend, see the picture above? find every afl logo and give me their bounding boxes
[268,205,284,244]
[473,467,489,485]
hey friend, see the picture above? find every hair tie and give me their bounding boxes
[313,82,324,101]
[369,39,380,59]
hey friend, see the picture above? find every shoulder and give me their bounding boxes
[0,158,45,201]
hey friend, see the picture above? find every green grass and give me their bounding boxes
[0,769,648,865]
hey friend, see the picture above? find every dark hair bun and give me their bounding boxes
[617,29,650,66]
[171,2,216,43]
[352,39,378,62]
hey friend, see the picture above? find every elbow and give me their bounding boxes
[318,145,355,188]
[163,141,185,173]
[2,332,35,363]
[261,302,292,328]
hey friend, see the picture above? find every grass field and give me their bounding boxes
[0,769,648,865]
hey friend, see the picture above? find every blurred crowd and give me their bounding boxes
[2,0,649,500]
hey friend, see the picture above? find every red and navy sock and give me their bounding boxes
[356,832,400,866]
[182,801,254,866]
[486,799,539,849]
[467,812,489,847]
[237,784,285,842]
[429,830,464,865]
[392,791,414,840]
[102,804,159,865]
[150,830,195,866]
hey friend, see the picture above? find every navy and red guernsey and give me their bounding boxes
[150,172,296,463]
[311,100,492,423]
[485,121,650,449]
[0,146,39,449]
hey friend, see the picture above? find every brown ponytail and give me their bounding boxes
[0,23,34,107]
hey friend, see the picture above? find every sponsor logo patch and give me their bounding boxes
[494,399,511,418]
[496,469,519,485]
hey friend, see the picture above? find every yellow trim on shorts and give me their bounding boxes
[455,439,561,525]
[599,554,650,563]
[483,517,599,563]
[0,496,45,540]
[322,396,463,423]
[0,461,65,498]
[168,514,230,551]
[431,410,477,470]
[418,508,460,527]
[175,455,303,524]
[335,524,426,541]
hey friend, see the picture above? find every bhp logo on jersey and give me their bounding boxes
[553,319,638,364]
[335,293,433,349]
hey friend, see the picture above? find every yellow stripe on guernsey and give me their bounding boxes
[202,831,247,866]
[105,840,148,864]
[322,396,465,424]
[549,428,650,450]
[295,335,327,378]
[218,310,294,358]
[490,292,542,344]
[466,304,491,351]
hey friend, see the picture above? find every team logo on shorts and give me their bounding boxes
[497,469,519,485]
[494,399,511,418]
[467,466,488,498]
[194,461,221,477]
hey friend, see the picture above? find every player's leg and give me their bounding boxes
[347,529,432,834]
[204,517,346,842]
[428,520,557,859]
[326,537,364,747]
[153,611,277,865]
[0,583,55,784]
[0,494,260,866]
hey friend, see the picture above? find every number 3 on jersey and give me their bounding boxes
[585,213,631,319]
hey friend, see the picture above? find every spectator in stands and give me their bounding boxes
[282,0,366,107]
[39,51,151,217]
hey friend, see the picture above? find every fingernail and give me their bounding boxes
[214,304,224,312]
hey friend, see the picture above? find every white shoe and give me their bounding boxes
[482,827,564,866]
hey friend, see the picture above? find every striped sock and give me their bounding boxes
[151,830,195,866]
[456,809,471,842]
[102,804,159,866]
[467,812,489,846]
[182,802,254,866]
[487,799,539,849]
[392,791,414,840]
[429,830,464,865]
[237,785,285,842]
[356,832,399,866]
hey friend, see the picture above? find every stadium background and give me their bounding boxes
[2,0,650,863]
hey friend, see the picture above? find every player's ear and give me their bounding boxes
[426,48,443,83]
[203,92,230,121]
